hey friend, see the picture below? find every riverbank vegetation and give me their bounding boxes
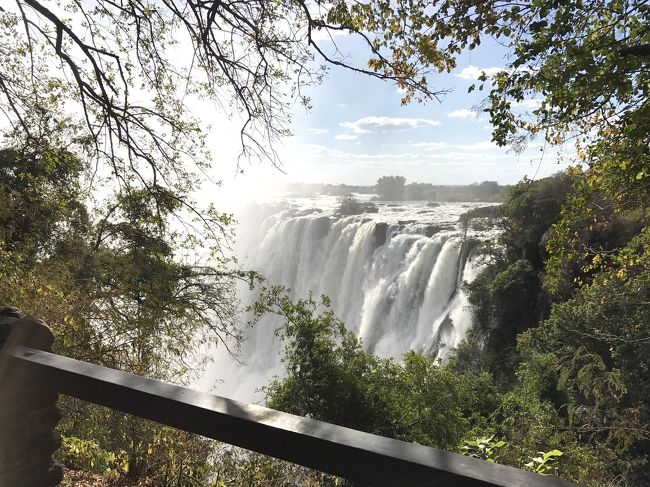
[254,170,648,487]
[0,146,252,483]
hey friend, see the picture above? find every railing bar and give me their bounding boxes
[6,346,579,487]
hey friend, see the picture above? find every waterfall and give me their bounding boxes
[202,199,496,401]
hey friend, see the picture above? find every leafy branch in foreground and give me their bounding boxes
[0,145,257,481]
[1,0,452,193]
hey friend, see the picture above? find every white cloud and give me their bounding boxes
[409,142,449,150]
[412,140,504,152]
[454,141,499,151]
[447,108,478,119]
[307,128,329,135]
[293,145,510,171]
[297,141,503,164]
[340,116,441,134]
[334,133,358,141]
[278,131,564,185]
[455,65,505,80]
[455,65,536,81]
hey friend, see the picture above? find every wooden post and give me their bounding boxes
[0,307,63,486]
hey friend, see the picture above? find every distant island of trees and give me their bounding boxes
[273,176,506,202]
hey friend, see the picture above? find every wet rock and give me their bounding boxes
[334,201,378,217]
[309,216,331,240]
[373,222,388,248]
[294,208,323,216]
[424,225,441,237]
[361,203,379,213]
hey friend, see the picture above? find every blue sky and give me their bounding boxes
[206,33,572,194]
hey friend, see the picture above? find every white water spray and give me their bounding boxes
[202,198,496,401]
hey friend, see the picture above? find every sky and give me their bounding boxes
[202,33,573,198]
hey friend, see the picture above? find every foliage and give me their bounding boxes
[458,205,502,226]
[473,181,501,199]
[460,435,508,463]
[255,287,500,452]
[375,175,406,201]
[0,145,249,484]
[466,271,650,486]
[0,146,245,367]
[58,401,219,484]
[0,147,89,270]
[457,171,637,381]
[58,436,128,478]
[473,0,650,158]
[544,169,648,297]
[524,450,563,476]
[463,259,540,383]
[480,371,625,486]
[260,284,629,484]
[447,0,650,300]
[210,445,334,487]
[457,167,648,485]
[335,194,365,216]
[518,273,650,459]
[435,0,650,214]
[498,173,574,271]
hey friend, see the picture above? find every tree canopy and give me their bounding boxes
[375,175,406,200]
[1,0,452,197]
[255,287,499,451]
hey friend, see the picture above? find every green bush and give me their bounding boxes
[58,435,128,475]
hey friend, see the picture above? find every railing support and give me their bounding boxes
[9,345,579,487]
[0,307,63,487]
[1,308,581,487]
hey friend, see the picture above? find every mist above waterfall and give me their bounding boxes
[202,196,499,402]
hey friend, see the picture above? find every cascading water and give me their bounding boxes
[202,197,497,402]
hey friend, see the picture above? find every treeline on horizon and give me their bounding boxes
[273,176,505,202]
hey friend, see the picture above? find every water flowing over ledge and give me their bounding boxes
[204,198,499,401]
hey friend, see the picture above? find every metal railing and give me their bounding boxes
[0,312,579,487]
